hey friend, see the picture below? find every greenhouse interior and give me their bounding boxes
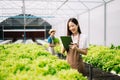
[0,0,120,80]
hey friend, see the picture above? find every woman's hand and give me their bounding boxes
[49,44,55,47]
[69,43,78,50]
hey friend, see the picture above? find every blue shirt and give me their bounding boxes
[48,36,54,44]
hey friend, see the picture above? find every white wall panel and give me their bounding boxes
[90,6,104,45]
[78,0,120,46]
[107,0,120,46]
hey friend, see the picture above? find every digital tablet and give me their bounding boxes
[60,36,72,50]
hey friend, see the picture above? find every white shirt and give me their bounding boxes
[71,34,88,49]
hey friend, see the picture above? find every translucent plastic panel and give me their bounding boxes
[0,0,113,26]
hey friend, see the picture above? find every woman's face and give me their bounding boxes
[68,21,78,34]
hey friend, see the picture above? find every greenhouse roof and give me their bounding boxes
[0,14,51,27]
[0,0,113,26]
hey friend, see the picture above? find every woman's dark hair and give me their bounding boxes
[67,18,81,36]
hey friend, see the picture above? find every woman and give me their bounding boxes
[62,18,88,76]
[48,29,56,55]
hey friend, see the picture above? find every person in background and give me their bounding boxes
[48,29,56,55]
[61,18,88,76]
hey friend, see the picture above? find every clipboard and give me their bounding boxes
[60,36,72,50]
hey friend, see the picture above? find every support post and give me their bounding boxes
[22,0,26,43]
[89,64,93,80]
[104,1,107,46]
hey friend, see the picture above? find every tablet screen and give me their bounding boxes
[60,36,72,50]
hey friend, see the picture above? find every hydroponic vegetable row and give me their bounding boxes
[83,45,120,76]
[0,43,87,80]
[54,44,120,76]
